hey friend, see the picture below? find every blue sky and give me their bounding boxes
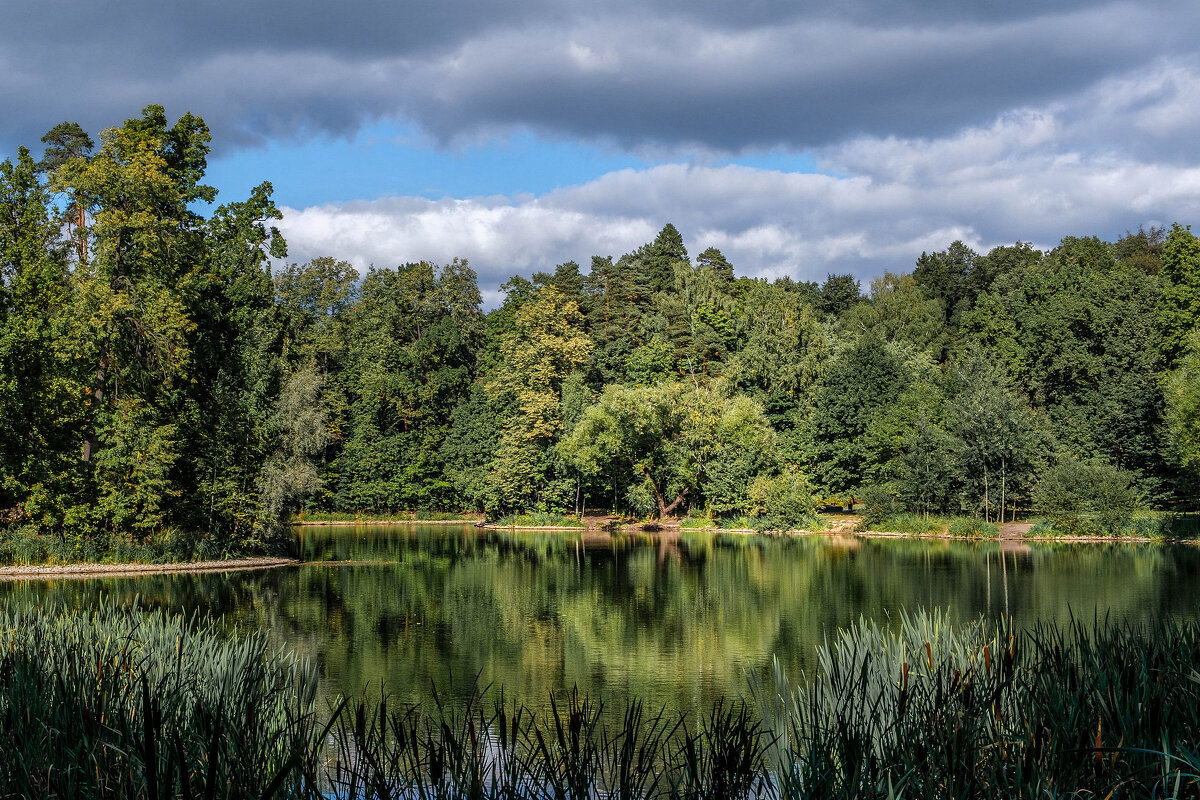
[204,122,658,207]
[4,0,1200,296]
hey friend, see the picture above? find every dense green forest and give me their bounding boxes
[3,106,1200,554]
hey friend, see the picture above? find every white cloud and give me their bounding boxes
[277,103,1200,303]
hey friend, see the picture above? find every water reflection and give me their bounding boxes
[4,526,1199,716]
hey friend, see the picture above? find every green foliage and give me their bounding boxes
[17,600,1200,799]
[679,511,717,529]
[1166,331,1200,490]
[491,511,584,528]
[1005,238,1168,497]
[860,512,943,534]
[562,381,776,518]
[1033,457,1140,535]
[810,336,911,496]
[4,106,1200,556]
[755,610,1200,799]
[746,471,819,531]
[859,484,901,528]
[948,347,1043,521]
[846,271,947,357]
[818,273,860,318]
[1159,222,1200,366]
[0,598,322,798]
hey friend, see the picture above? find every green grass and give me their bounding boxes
[859,513,945,534]
[753,609,1200,799]
[492,511,585,528]
[858,515,1002,537]
[680,513,718,529]
[1028,512,1200,539]
[292,510,477,523]
[0,598,324,798]
[0,527,248,567]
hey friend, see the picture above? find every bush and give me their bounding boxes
[947,517,1000,538]
[1033,458,1139,535]
[625,479,658,518]
[680,512,717,529]
[859,485,900,528]
[747,471,820,531]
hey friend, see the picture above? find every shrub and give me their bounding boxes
[1033,457,1139,535]
[859,485,900,528]
[625,479,658,518]
[680,512,717,529]
[747,471,820,531]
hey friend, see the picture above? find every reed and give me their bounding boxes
[7,600,1200,798]
[753,609,1200,799]
[0,597,324,799]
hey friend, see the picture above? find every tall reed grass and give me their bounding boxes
[753,609,1200,799]
[7,600,1200,798]
[0,598,325,799]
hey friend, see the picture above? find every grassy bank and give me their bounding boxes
[856,513,1001,537]
[0,526,268,567]
[8,601,1200,798]
[1030,512,1200,539]
[678,513,827,532]
[490,511,585,528]
[292,510,478,524]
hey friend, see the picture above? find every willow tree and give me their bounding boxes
[561,381,776,518]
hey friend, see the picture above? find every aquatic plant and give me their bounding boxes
[7,600,1200,798]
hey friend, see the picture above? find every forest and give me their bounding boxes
[3,106,1200,556]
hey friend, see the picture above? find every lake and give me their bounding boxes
[4,525,1200,715]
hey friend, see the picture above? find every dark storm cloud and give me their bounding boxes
[1,0,1194,155]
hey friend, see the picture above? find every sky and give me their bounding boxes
[4,0,1200,302]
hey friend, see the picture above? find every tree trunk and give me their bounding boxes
[75,197,87,265]
[983,468,990,523]
[648,478,689,518]
[1000,458,1007,527]
[82,347,109,462]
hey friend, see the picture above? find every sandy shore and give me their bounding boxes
[0,556,299,582]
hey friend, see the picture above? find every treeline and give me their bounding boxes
[3,107,1200,551]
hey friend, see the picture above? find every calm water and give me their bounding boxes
[4,525,1200,713]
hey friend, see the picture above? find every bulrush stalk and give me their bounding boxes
[6,601,1200,798]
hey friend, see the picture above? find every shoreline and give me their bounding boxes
[292,518,481,526]
[0,556,299,582]
[1,524,1177,581]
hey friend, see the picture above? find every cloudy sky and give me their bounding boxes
[5,0,1200,300]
